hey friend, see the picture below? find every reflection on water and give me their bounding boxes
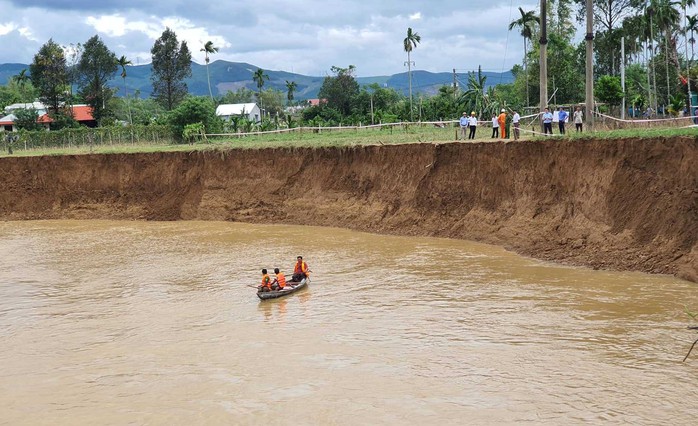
[0,220,697,425]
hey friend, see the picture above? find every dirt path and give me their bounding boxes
[1,137,696,282]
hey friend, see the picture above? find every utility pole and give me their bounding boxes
[621,36,626,120]
[405,59,415,121]
[585,0,594,131]
[539,0,548,112]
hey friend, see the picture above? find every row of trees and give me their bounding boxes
[507,0,698,114]
[4,2,698,139]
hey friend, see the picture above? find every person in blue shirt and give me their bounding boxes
[542,107,553,135]
[557,107,568,135]
[459,112,469,140]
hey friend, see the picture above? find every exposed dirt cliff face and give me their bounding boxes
[1,138,696,282]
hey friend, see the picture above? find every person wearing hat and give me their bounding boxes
[468,112,478,140]
[459,112,469,140]
[498,108,507,139]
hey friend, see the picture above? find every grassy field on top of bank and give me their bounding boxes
[1,124,696,158]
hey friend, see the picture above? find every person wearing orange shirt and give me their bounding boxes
[498,109,507,139]
[258,268,272,292]
[292,256,309,281]
[272,268,287,290]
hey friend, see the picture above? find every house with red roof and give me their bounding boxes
[0,103,96,131]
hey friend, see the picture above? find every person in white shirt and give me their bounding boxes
[468,112,478,139]
[551,108,560,134]
[491,114,499,138]
[512,110,521,140]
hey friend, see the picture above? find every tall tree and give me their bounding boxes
[117,55,133,124]
[285,80,297,105]
[29,39,68,112]
[318,65,359,116]
[151,28,192,111]
[509,7,540,107]
[403,27,421,121]
[11,69,31,101]
[77,35,118,124]
[201,41,219,100]
[252,68,269,114]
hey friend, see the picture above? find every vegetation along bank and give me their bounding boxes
[0,137,696,283]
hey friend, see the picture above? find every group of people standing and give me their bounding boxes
[541,106,584,134]
[258,256,310,292]
[460,109,522,141]
[460,105,585,141]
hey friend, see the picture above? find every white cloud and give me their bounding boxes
[409,12,422,21]
[0,22,17,36]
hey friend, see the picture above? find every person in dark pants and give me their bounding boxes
[573,107,583,132]
[542,107,553,135]
[557,107,568,135]
[468,112,477,139]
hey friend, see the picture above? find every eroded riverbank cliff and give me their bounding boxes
[1,137,696,282]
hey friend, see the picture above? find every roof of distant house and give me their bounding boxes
[0,114,17,125]
[215,103,259,116]
[4,102,46,114]
[71,105,95,122]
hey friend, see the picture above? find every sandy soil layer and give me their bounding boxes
[1,137,696,282]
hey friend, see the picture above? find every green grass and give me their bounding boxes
[1,124,695,158]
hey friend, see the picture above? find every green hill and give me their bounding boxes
[1,61,514,101]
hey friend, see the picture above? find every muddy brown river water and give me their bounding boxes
[1,220,696,425]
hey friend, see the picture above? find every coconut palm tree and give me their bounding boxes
[403,27,421,121]
[509,7,540,108]
[285,80,297,106]
[201,41,219,101]
[253,68,269,116]
[651,0,681,104]
[12,69,30,101]
[116,55,133,124]
[687,14,698,57]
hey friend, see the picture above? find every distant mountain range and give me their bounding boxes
[0,61,514,100]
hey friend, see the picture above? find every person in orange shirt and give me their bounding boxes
[258,268,272,292]
[498,109,507,139]
[271,268,287,290]
[292,256,309,281]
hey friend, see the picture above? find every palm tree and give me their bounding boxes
[12,69,30,101]
[285,80,297,106]
[403,27,421,121]
[116,55,133,124]
[509,7,540,107]
[687,14,698,58]
[651,0,681,104]
[253,68,269,116]
[680,1,696,113]
[201,41,219,101]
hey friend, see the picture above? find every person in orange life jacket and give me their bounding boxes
[292,256,309,281]
[259,268,272,292]
[271,268,287,290]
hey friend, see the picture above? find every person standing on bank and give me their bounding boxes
[558,107,568,135]
[542,107,553,135]
[491,114,499,138]
[573,107,583,132]
[498,109,507,139]
[468,112,478,140]
[512,110,520,140]
[459,112,469,140]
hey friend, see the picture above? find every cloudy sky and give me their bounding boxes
[0,1,583,77]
